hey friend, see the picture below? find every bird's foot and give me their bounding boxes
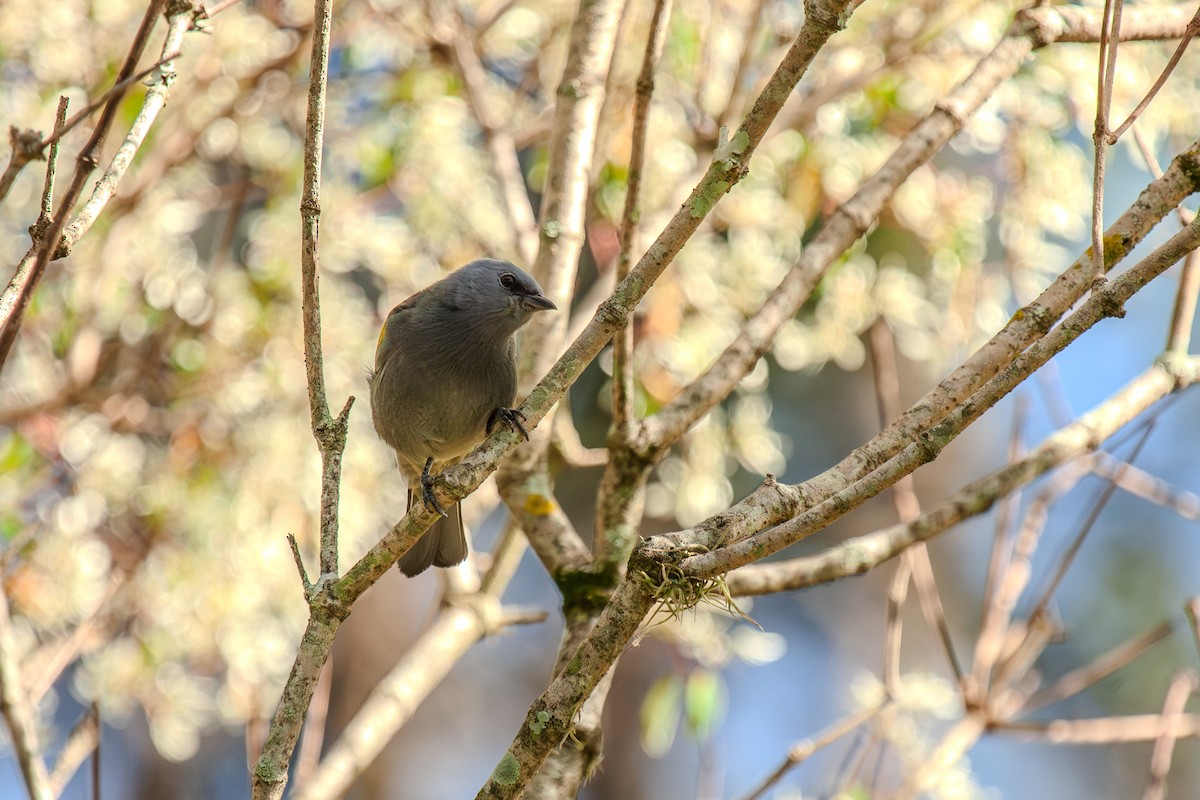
[487,407,529,440]
[420,456,448,517]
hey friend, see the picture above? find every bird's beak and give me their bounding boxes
[523,294,557,312]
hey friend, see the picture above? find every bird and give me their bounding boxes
[368,258,556,576]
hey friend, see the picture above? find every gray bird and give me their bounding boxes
[368,259,556,576]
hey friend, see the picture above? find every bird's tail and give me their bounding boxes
[398,490,467,577]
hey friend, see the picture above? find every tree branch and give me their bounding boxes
[0,590,52,800]
[0,0,191,373]
[724,355,1200,596]
[250,0,353,796]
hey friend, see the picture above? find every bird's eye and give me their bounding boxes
[499,273,517,289]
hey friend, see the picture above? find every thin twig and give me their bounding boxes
[1141,669,1199,800]
[611,0,672,433]
[44,51,189,152]
[1022,621,1173,713]
[1025,426,1154,626]
[35,99,69,226]
[1089,0,1124,284]
[0,590,52,800]
[968,398,1027,701]
[594,0,673,575]
[1187,596,1200,660]
[737,702,888,800]
[0,127,45,207]
[1109,5,1200,142]
[48,707,99,797]
[870,320,963,686]
[1134,122,1200,355]
[0,0,172,372]
[1086,450,1200,519]
[296,0,354,581]
[992,714,1200,743]
[90,700,100,800]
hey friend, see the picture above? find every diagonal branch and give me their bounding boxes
[683,213,1200,576]
[724,355,1200,596]
[0,0,191,373]
[647,125,1200,567]
[0,590,52,800]
[342,0,859,601]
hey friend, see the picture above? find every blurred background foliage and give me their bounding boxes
[1,0,1198,797]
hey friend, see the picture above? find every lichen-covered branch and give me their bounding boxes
[474,575,655,800]
[250,0,352,796]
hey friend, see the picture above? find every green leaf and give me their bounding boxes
[640,674,683,757]
[684,668,726,740]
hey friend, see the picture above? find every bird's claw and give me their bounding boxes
[420,457,448,517]
[487,407,529,440]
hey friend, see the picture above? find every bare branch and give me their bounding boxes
[724,357,1200,596]
[993,714,1200,743]
[250,0,353,796]
[738,701,888,800]
[48,707,99,797]
[870,320,963,686]
[611,0,672,434]
[680,213,1200,577]
[1090,0,1124,283]
[0,590,52,800]
[1142,669,1200,800]
[1111,7,1200,142]
[0,0,190,373]
[0,127,45,206]
[1023,622,1173,713]
[1134,122,1200,355]
[1087,450,1200,519]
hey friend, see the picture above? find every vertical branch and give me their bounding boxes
[298,0,353,579]
[521,0,626,385]
[595,0,673,573]
[1090,0,1124,283]
[1140,669,1198,800]
[251,1,353,797]
[869,321,963,688]
[610,0,671,434]
[500,0,625,565]
[34,101,69,234]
